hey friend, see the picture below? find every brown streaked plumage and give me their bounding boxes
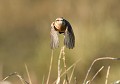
[50,17,75,49]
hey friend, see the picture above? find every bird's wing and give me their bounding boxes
[64,20,75,49]
[50,22,59,49]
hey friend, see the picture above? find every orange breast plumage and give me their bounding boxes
[54,22,66,32]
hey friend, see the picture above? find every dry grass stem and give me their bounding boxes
[53,58,80,84]
[2,72,29,84]
[61,58,80,78]
[113,80,120,84]
[62,46,69,84]
[105,66,110,84]
[56,47,64,84]
[89,66,104,84]
[46,50,54,84]
[2,72,17,81]
[16,74,28,84]
[86,81,90,84]
[25,64,32,84]
[83,57,119,84]
[63,79,66,84]
[74,77,77,84]
[69,65,76,83]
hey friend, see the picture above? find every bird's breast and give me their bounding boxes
[54,23,66,32]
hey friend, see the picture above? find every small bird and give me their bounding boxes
[50,17,75,49]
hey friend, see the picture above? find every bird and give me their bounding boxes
[50,17,75,49]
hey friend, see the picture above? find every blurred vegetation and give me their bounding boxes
[0,0,120,84]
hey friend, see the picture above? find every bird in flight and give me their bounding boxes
[50,17,75,49]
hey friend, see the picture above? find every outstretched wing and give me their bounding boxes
[50,22,59,49]
[64,20,75,49]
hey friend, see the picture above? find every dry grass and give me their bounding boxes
[46,50,54,84]
[105,66,110,84]
[2,72,29,84]
[25,64,32,84]
[1,52,120,84]
[88,66,104,84]
[56,47,63,84]
[83,57,120,84]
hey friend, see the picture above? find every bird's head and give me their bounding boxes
[54,17,66,30]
